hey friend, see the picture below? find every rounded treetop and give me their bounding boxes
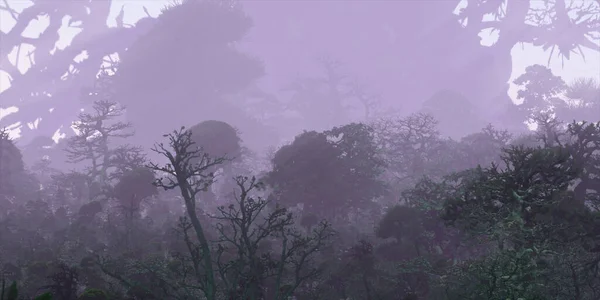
[188,120,241,159]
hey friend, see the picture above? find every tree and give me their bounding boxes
[0,0,155,142]
[64,99,135,185]
[190,121,241,174]
[187,120,245,207]
[443,146,578,245]
[267,123,386,220]
[78,288,108,300]
[213,176,334,299]
[0,128,25,198]
[43,263,79,300]
[315,239,386,300]
[371,113,447,197]
[558,121,600,207]
[457,124,512,169]
[189,120,242,161]
[344,78,397,122]
[511,118,600,208]
[246,0,599,121]
[111,167,158,252]
[113,0,264,152]
[282,56,394,132]
[438,144,600,299]
[1,281,18,300]
[513,64,566,119]
[112,126,335,299]
[4,0,600,145]
[148,126,228,300]
[420,89,485,139]
[0,280,53,300]
[558,77,600,122]
[20,136,57,168]
[0,128,39,201]
[282,56,351,132]
[376,205,428,258]
[113,167,158,211]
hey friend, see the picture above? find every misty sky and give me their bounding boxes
[1,0,599,131]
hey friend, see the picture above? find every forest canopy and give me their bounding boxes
[0,0,599,299]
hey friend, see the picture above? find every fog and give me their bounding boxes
[0,1,599,299]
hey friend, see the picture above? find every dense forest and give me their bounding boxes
[0,0,599,299]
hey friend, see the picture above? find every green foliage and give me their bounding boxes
[430,142,599,299]
[0,281,74,300]
[34,292,53,300]
[2,69,599,299]
[0,281,49,300]
[4,281,18,300]
[439,249,550,300]
[443,145,578,241]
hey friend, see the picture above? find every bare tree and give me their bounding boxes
[371,113,442,184]
[213,175,334,299]
[65,99,134,184]
[147,127,334,299]
[148,126,228,300]
[530,111,564,148]
[344,79,397,121]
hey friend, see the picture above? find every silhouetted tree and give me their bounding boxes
[371,113,446,199]
[65,99,133,185]
[457,124,512,169]
[213,176,334,299]
[558,77,600,122]
[438,144,600,299]
[420,89,485,139]
[0,1,154,142]
[148,126,228,300]
[0,129,23,198]
[43,263,79,300]
[513,64,566,119]
[114,0,264,151]
[267,123,386,220]
[0,128,39,201]
[283,56,351,131]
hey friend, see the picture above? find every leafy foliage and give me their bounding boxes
[188,120,242,161]
[1,2,598,296]
[267,123,387,220]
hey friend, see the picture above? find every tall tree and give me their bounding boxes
[439,144,600,299]
[267,123,386,220]
[419,89,485,139]
[0,128,38,201]
[0,0,156,143]
[188,120,242,204]
[513,64,567,117]
[558,77,600,123]
[65,99,134,185]
[148,127,227,300]
[244,0,599,119]
[113,0,264,152]
[282,57,351,132]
